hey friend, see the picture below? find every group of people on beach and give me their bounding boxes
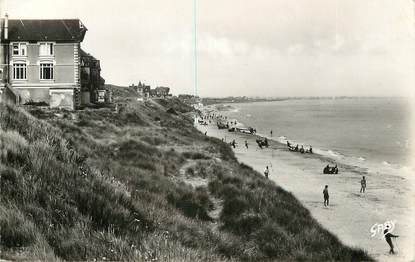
[256,138,269,149]
[323,164,338,174]
[217,121,243,130]
[286,141,313,154]
[198,119,208,126]
[200,112,401,256]
[203,113,227,121]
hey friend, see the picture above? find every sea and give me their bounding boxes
[216,97,413,177]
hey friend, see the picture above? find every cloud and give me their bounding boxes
[287,43,304,55]
[4,0,414,97]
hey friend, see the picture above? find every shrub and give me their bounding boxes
[218,183,242,201]
[206,137,236,161]
[120,109,147,126]
[115,139,161,171]
[141,135,166,146]
[220,195,248,219]
[0,130,28,166]
[222,212,263,237]
[0,205,38,248]
[253,222,292,258]
[182,151,210,160]
[167,186,213,221]
[185,167,195,176]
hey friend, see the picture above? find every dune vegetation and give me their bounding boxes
[0,86,372,261]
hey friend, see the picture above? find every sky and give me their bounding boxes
[1,0,414,97]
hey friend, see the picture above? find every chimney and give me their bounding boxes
[4,13,8,40]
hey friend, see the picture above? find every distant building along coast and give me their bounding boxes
[130,81,171,98]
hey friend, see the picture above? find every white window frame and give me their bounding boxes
[13,61,28,81]
[11,42,28,57]
[40,62,54,81]
[39,42,55,57]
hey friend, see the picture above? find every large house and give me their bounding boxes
[130,82,171,99]
[154,86,170,98]
[80,49,107,104]
[0,15,105,109]
[131,81,151,98]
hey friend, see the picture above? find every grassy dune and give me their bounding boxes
[0,86,372,261]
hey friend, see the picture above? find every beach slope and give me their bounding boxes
[0,87,372,261]
[197,106,414,262]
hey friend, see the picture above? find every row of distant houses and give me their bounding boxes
[0,14,110,110]
[130,81,171,99]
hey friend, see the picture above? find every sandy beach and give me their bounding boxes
[196,110,415,262]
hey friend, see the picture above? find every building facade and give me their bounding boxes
[130,82,171,99]
[0,16,88,109]
[80,49,107,104]
[132,81,151,98]
[154,86,170,97]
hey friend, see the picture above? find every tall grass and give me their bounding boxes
[0,94,373,261]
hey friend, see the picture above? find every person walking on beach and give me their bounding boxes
[270,130,273,137]
[384,226,399,254]
[264,166,270,179]
[245,140,248,149]
[323,185,329,206]
[360,176,366,193]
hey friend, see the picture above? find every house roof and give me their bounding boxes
[80,48,98,60]
[80,48,101,69]
[155,86,170,91]
[2,19,87,42]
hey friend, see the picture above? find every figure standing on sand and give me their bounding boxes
[270,130,273,137]
[230,139,237,149]
[264,166,270,179]
[384,226,399,254]
[360,176,366,193]
[245,140,248,149]
[323,185,329,206]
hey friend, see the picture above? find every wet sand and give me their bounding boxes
[196,113,415,262]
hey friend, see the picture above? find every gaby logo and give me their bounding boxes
[370,220,396,238]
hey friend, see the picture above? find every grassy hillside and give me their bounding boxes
[0,86,372,261]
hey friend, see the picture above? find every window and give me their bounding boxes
[13,63,27,80]
[39,43,54,56]
[40,63,54,80]
[13,44,19,55]
[12,43,27,56]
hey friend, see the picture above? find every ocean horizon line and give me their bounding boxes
[201,95,408,100]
